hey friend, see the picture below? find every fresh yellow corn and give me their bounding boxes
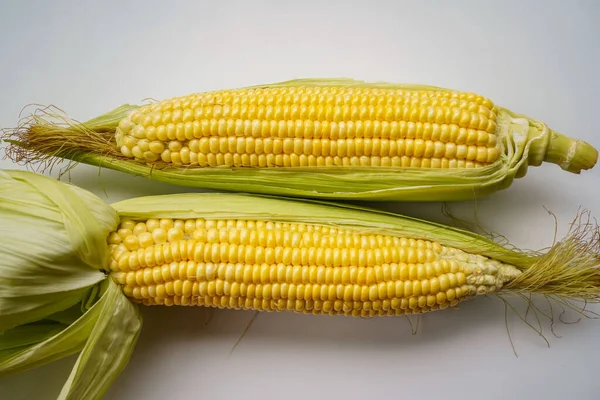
[1,170,599,398]
[106,217,520,316]
[4,79,597,201]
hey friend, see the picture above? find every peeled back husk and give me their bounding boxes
[0,170,142,400]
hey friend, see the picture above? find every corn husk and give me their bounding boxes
[0,170,142,399]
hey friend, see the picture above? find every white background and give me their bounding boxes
[1,1,599,399]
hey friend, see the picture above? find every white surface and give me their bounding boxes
[1,1,599,399]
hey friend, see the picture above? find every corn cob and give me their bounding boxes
[107,217,520,316]
[3,79,597,201]
[115,85,500,168]
[1,170,599,398]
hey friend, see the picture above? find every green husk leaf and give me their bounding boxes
[244,77,449,91]
[45,304,87,325]
[0,170,118,331]
[3,78,596,201]
[0,170,142,399]
[0,323,68,352]
[0,279,141,394]
[1,296,98,376]
[58,279,142,400]
[112,192,533,268]
[0,169,123,382]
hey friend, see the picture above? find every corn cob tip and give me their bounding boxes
[534,129,598,174]
[553,136,598,174]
